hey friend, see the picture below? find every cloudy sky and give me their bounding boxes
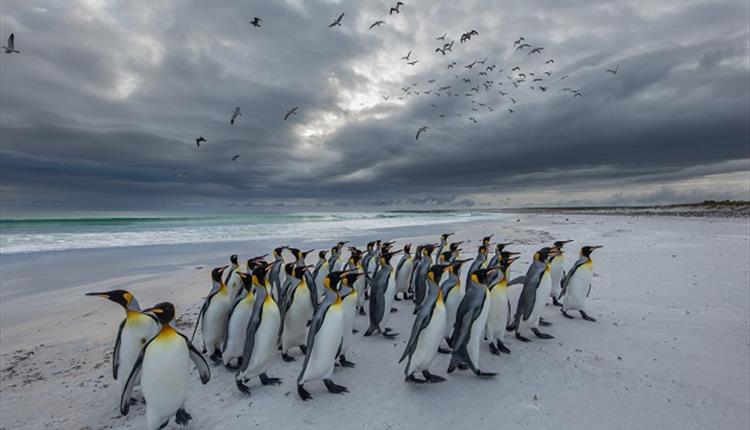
[1,0,748,215]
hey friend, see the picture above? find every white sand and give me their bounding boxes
[1,214,748,430]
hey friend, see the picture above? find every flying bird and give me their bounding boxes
[195,136,206,147]
[383,95,390,100]
[513,37,525,47]
[230,107,241,125]
[511,66,521,72]
[427,79,436,83]
[606,65,620,75]
[560,74,570,80]
[447,62,456,69]
[416,126,428,140]
[2,33,19,54]
[369,20,386,29]
[249,17,261,27]
[544,71,552,76]
[329,13,345,27]
[401,50,412,60]
[389,2,404,14]
[515,43,531,52]
[436,33,447,41]
[460,30,478,43]
[545,59,554,64]
[528,47,544,55]
[573,91,583,97]
[539,86,548,92]
[407,60,419,66]
[508,109,514,113]
[479,71,487,76]
[477,58,487,65]
[468,116,478,123]
[435,47,446,55]
[510,97,517,104]
[231,155,240,162]
[465,61,477,69]
[284,106,299,120]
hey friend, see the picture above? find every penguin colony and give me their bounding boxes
[86,235,602,429]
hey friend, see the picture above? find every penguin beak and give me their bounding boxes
[508,256,520,264]
[85,292,112,300]
[589,245,603,250]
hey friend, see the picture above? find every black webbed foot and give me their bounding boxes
[497,340,511,354]
[324,379,349,394]
[297,384,312,401]
[259,373,282,385]
[515,332,531,342]
[282,353,296,362]
[175,408,192,426]
[580,311,597,322]
[422,370,446,383]
[531,328,554,339]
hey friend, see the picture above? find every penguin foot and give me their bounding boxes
[539,317,552,327]
[299,345,307,355]
[282,353,296,362]
[531,328,554,339]
[422,370,446,383]
[259,373,282,386]
[363,327,375,337]
[224,363,240,371]
[209,349,223,364]
[158,420,170,430]
[394,296,402,302]
[382,328,399,339]
[437,346,451,354]
[447,365,456,374]
[352,329,359,334]
[339,355,356,368]
[297,384,312,401]
[579,311,597,322]
[324,379,349,394]
[497,341,511,354]
[506,322,517,332]
[561,310,575,319]
[365,291,370,300]
[236,379,252,395]
[175,408,192,426]
[358,307,367,316]
[488,343,500,356]
[552,297,563,307]
[457,363,469,370]
[474,369,498,378]
[390,307,398,313]
[406,374,427,383]
[515,332,531,342]
[129,397,138,406]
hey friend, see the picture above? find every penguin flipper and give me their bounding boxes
[238,291,266,374]
[191,298,209,343]
[507,276,526,286]
[180,333,211,384]
[112,319,126,379]
[223,298,245,351]
[120,341,149,416]
[399,302,433,363]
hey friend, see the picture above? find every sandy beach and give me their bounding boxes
[1,212,749,430]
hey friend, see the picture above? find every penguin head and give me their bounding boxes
[341,271,365,288]
[318,250,328,260]
[284,262,296,276]
[427,264,450,281]
[211,266,229,284]
[293,265,312,279]
[246,254,268,271]
[273,246,287,257]
[252,262,272,286]
[534,247,558,262]
[449,241,463,251]
[495,242,513,253]
[441,232,454,242]
[230,254,239,266]
[85,289,138,311]
[482,234,494,246]
[554,239,573,249]
[238,272,254,292]
[366,241,375,251]
[450,258,472,274]
[472,267,498,284]
[380,250,402,265]
[325,271,346,290]
[440,251,452,262]
[477,245,488,256]
[499,253,521,271]
[337,241,349,249]
[423,244,436,256]
[581,245,602,257]
[144,302,175,325]
[289,248,303,260]
[499,250,520,263]
[348,252,362,266]
[403,243,412,254]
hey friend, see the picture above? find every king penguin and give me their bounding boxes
[336,271,363,367]
[485,251,520,355]
[487,242,513,268]
[222,259,269,369]
[447,268,498,377]
[508,247,560,342]
[400,264,450,383]
[559,245,602,321]
[120,302,210,430]
[412,244,436,313]
[435,233,454,260]
[440,258,471,351]
[224,254,242,300]
[268,246,288,300]
[312,250,329,299]
[465,244,489,286]
[235,264,283,394]
[85,289,160,404]
[347,250,368,316]
[193,266,232,363]
[297,271,349,400]
[364,250,402,338]
[281,265,317,362]
[394,243,414,301]
[550,240,573,306]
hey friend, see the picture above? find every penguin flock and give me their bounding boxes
[86,235,602,429]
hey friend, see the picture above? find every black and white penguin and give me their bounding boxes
[559,245,602,321]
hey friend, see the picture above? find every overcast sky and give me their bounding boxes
[1,0,748,215]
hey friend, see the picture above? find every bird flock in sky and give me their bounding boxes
[86,233,602,429]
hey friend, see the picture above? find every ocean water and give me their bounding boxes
[0,212,505,254]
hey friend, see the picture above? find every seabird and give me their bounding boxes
[416,126,428,140]
[284,107,299,120]
[606,65,620,75]
[369,20,385,29]
[436,33,447,41]
[230,107,241,125]
[2,33,19,54]
[528,47,544,55]
[249,17,261,27]
[389,2,404,14]
[195,136,206,147]
[407,60,419,66]
[231,155,240,162]
[329,13,345,27]
[545,59,554,64]
[513,37,525,47]
[401,50,412,60]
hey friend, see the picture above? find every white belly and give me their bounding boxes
[141,336,190,430]
[300,305,343,384]
[486,288,509,341]
[341,293,358,353]
[563,265,593,311]
[381,275,397,327]
[314,266,329,299]
[282,287,314,352]
[468,292,490,367]
[202,292,232,352]
[223,298,254,365]
[226,271,243,301]
[550,257,565,297]
[354,277,366,307]
[407,303,446,374]
[395,261,413,293]
[444,285,464,338]
[118,315,160,392]
[240,303,280,379]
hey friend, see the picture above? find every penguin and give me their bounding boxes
[289,247,314,268]
[336,271,363,368]
[508,247,560,342]
[85,289,160,403]
[235,266,283,394]
[281,265,317,362]
[279,262,300,306]
[363,250,402,338]
[412,244,435,313]
[193,266,232,363]
[222,262,268,369]
[485,251,520,355]
[550,240,573,306]
[361,241,378,279]
[297,271,349,400]
[447,268,498,377]
[312,250,329,299]
[400,264,449,383]
[487,242,513,268]
[268,246,288,300]
[559,245,602,321]
[224,254,242,299]
[480,234,494,268]
[448,241,464,262]
[465,245,489,286]
[327,241,349,272]
[394,243,414,301]
[440,258,471,350]
[120,302,210,430]
[435,232,454,260]
[347,251,368,316]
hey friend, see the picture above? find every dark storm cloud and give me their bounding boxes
[0,0,748,214]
